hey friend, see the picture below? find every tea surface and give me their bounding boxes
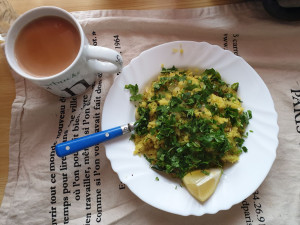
[15,16,80,77]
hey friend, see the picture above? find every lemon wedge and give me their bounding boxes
[182,168,222,202]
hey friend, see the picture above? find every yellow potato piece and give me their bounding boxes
[182,168,222,202]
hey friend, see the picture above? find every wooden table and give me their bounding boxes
[0,0,247,206]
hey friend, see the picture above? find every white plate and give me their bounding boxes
[102,41,279,216]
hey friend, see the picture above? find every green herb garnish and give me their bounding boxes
[125,84,142,101]
[125,67,252,179]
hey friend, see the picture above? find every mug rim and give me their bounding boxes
[5,6,85,81]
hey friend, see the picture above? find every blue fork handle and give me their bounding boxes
[55,123,134,157]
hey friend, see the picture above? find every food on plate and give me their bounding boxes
[125,66,252,201]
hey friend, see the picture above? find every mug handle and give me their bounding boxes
[85,45,123,73]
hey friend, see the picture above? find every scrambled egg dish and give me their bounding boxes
[125,66,252,179]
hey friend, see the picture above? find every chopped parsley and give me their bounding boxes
[125,67,252,179]
[125,84,142,101]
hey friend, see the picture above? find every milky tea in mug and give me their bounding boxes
[15,16,81,77]
[5,6,123,97]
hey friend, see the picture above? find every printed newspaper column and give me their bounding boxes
[48,80,104,224]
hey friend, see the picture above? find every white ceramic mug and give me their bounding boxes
[5,6,123,97]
